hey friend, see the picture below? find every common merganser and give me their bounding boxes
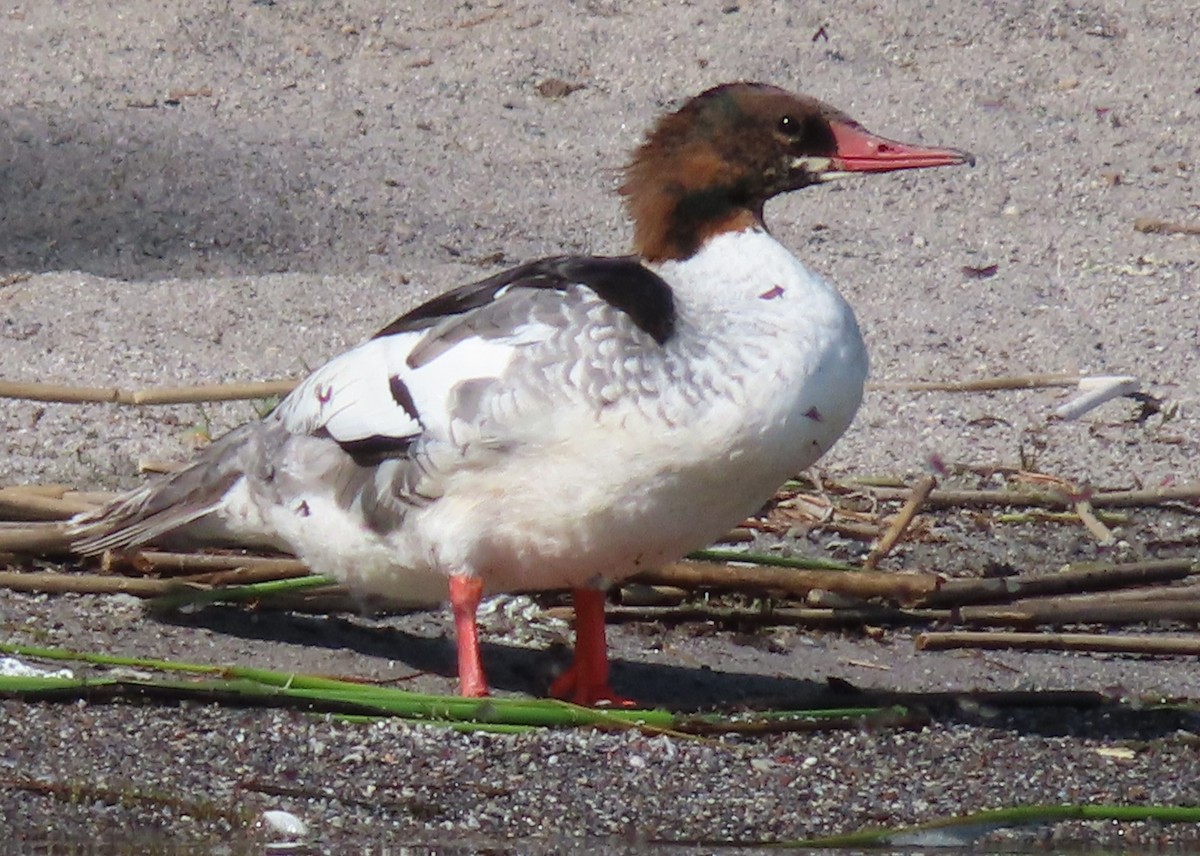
[69,83,971,705]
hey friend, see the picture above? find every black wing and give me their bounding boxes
[374,255,676,346]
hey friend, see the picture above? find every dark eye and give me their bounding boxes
[777,114,804,138]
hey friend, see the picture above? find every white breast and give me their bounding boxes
[404,229,865,593]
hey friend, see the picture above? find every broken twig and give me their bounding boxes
[864,475,936,569]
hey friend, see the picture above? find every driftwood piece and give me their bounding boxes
[917,630,1200,656]
[633,561,941,605]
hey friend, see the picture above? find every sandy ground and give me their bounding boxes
[2,0,1199,851]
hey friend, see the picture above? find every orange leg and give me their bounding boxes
[548,587,636,707]
[449,574,489,698]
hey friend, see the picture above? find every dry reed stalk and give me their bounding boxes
[0,379,296,406]
[1074,500,1115,545]
[1134,217,1200,236]
[995,509,1129,526]
[1055,582,1200,605]
[0,381,126,403]
[865,486,1064,508]
[817,519,882,540]
[181,565,315,587]
[0,566,352,612]
[0,570,191,598]
[633,561,941,605]
[864,475,936,569]
[922,558,1199,607]
[959,598,1200,627]
[1080,484,1200,507]
[137,459,186,475]
[805,589,867,609]
[0,487,99,521]
[762,493,883,541]
[917,630,1200,656]
[865,482,1200,510]
[615,583,688,607]
[7,374,1104,405]
[753,513,881,541]
[546,603,951,627]
[1010,470,1075,490]
[0,523,72,555]
[130,380,296,405]
[99,550,308,578]
[868,373,1081,393]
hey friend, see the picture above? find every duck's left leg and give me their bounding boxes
[548,587,636,707]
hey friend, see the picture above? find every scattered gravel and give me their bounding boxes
[3,699,1198,852]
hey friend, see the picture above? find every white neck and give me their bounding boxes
[650,227,845,315]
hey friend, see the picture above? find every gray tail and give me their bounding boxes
[68,424,258,555]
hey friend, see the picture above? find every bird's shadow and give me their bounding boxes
[0,107,417,279]
[158,605,1199,740]
[158,603,824,709]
